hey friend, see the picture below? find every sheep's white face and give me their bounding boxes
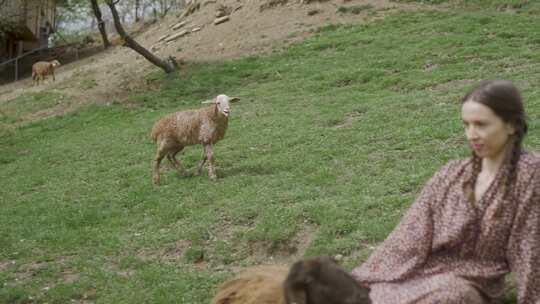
[215,94,232,117]
[51,60,61,67]
[202,94,239,116]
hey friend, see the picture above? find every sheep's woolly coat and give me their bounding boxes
[32,60,60,81]
[211,265,288,304]
[151,105,228,146]
[151,95,237,184]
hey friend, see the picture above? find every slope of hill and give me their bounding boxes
[0,0,433,124]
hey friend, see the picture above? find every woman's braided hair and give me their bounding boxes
[461,80,528,200]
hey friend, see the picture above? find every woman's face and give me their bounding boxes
[461,100,515,160]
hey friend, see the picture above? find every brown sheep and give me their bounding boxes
[150,94,240,185]
[32,60,61,86]
[211,257,372,304]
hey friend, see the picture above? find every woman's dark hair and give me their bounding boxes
[461,80,528,200]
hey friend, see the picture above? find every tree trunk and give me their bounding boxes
[159,0,173,17]
[135,0,140,22]
[159,0,165,16]
[106,0,178,73]
[89,0,111,48]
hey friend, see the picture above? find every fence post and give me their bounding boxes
[15,40,24,82]
[15,58,18,81]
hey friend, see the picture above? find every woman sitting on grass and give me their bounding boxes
[352,80,539,303]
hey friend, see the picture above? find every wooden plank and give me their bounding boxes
[214,16,229,25]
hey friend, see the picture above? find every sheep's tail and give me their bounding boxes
[151,115,174,143]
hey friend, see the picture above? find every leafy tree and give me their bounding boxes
[56,0,92,29]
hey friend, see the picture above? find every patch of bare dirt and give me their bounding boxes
[135,239,189,264]
[8,261,51,286]
[4,256,78,293]
[0,260,15,272]
[244,223,318,266]
[332,109,366,129]
[430,79,474,93]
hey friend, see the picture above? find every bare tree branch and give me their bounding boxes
[106,0,178,73]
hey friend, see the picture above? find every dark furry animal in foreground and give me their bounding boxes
[211,256,371,304]
[284,256,371,304]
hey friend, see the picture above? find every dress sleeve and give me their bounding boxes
[351,161,456,284]
[507,166,540,304]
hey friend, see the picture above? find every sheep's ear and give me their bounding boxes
[229,97,240,103]
[201,99,215,104]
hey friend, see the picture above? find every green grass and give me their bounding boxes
[337,4,374,15]
[2,2,540,303]
[390,0,449,4]
[0,91,66,125]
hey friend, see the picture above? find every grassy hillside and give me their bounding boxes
[2,2,540,303]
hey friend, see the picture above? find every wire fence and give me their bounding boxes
[0,43,80,83]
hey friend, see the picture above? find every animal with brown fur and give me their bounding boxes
[211,256,371,304]
[32,60,61,86]
[150,94,240,185]
[284,256,371,304]
[212,265,289,304]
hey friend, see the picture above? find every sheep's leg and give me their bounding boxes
[166,150,176,167]
[52,71,55,81]
[153,140,172,185]
[167,147,188,176]
[166,154,178,168]
[203,144,217,181]
[196,149,207,176]
[153,151,166,185]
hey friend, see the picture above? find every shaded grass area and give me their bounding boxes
[2,4,540,303]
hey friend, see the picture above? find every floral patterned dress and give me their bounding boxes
[352,152,540,304]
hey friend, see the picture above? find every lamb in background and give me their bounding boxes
[150,94,240,185]
[32,59,61,86]
[211,256,371,304]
